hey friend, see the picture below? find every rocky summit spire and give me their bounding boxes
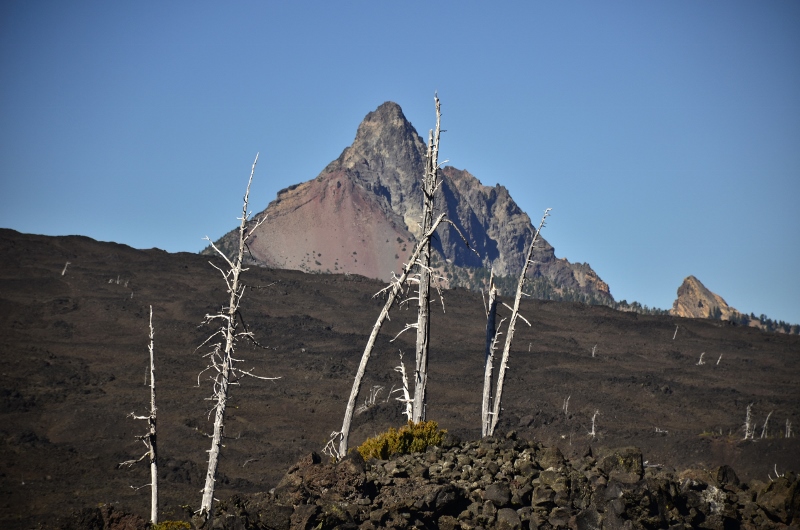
[331,102,426,176]
[207,101,612,302]
[671,276,737,320]
[323,102,428,231]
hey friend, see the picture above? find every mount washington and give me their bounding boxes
[208,102,611,302]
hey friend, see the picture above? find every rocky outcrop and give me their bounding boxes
[193,434,797,529]
[670,276,739,321]
[209,102,611,301]
[670,276,799,334]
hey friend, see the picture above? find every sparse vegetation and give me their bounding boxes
[442,264,662,310]
[3,226,799,527]
[732,311,800,334]
[445,265,798,334]
[357,420,446,460]
[152,521,191,530]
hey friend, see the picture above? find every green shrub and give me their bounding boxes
[357,421,446,460]
[152,521,191,530]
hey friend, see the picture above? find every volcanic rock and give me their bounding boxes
[209,102,611,300]
[670,275,740,320]
[174,437,800,530]
[3,229,799,528]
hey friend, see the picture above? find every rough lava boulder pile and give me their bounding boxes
[59,432,798,530]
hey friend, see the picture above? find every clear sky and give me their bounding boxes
[1,1,798,324]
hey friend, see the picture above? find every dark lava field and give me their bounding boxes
[0,228,798,528]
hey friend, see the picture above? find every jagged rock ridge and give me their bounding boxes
[210,102,611,301]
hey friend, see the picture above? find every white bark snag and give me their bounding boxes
[199,155,270,521]
[743,402,754,440]
[488,209,551,436]
[589,410,599,438]
[147,307,157,524]
[338,213,446,456]
[481,272,498,437]
[394,353,413,420]
[412,95,442,423]
[119,305,158,524]
[761,410,773,439]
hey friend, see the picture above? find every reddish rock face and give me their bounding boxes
[209,101,611,300]
[242,170,411,282]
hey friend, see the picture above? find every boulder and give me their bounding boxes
[598,447,643,484]
[496,507,522,529]
[484,482,512,507]
[756,472,799,525]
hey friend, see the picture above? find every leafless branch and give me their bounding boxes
[119,451,149,468]
[322,431,343,461]
[501,302,530,326]
[442,218,480,259]
[390,323,418,342]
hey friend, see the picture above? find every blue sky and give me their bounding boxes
[1,1,798,324]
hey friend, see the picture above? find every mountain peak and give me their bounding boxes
[321,101,427,234]
[671,275,736,319]
[368,101,406,121]
[208,101,612,302]
[326,101,426,182]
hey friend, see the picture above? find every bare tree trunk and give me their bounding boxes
[338,213,446,456]
[412,242,430,423]
[761,410,773,439]
[481,273,498,437]
[200,193,250,518]
[412,95,442,423]
[394,353,413,420]
[488,209,551,436]
[118,305,158,524]
[200,359,232,516]
[198,155,272,522]
[588,410,599,438]
[147,307,157,524]
[481,286,499,435]
[743,403,754,440]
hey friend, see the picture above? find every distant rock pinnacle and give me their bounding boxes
[670,276,733,319]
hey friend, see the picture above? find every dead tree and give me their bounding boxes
[743,403,754,440]
[761,410,773,439]
[412,94,443,423]
[119,305,158,524]
[334,213,446,457]
[486,209,551,436]
[588,410,600,438]
[197,154,275,522]
[394,352,413,420]
[332,96,476,455]
[481,271,500,437]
